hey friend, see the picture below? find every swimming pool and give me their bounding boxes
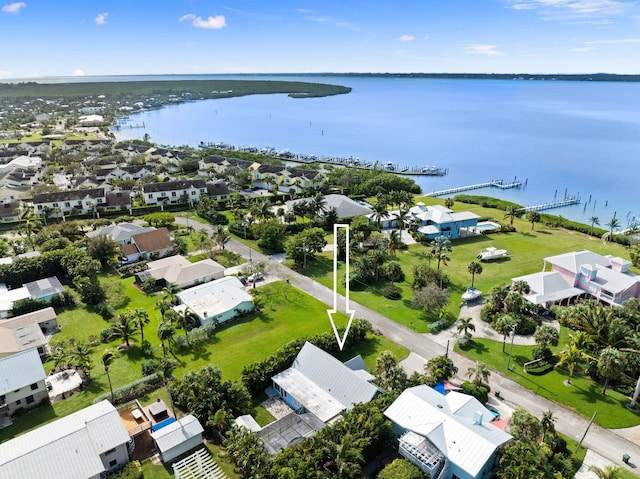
[475,221,501,232]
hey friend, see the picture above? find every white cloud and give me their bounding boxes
[506,0,630,17]
[399,35,415,42]
[299,11,361,32]
[94,12,107,25]
[0,69,12,78]
[585,37,640,43]
[179,13,226,29]
[464,44,504,56]
[72,69,86,76]
[2,2,26,14]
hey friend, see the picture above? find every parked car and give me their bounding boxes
[248,272,264,282]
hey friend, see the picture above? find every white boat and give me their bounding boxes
[477,246,509,261]
[462,287,482,303]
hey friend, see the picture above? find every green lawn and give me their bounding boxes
[0,279,408,442]
[140,443,240,479]
[457,337,640,429]
[301,197,633,333]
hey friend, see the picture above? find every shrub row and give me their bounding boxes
[93,373,163,405]
[241,319,372,395]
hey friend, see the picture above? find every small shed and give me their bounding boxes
[150,415,204,463]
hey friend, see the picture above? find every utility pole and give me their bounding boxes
[575,411,597,454]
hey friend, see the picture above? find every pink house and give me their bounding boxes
[513,250,640,307]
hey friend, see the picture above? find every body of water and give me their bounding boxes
[112,74,640,229]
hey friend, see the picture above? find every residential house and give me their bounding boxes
[0,307,58,358]
[106,190,134,211]
[277,167,322,194]
[174,276,254,326]
[135,255,224,290]
[142,179,207,206]
[113,142,152,159]
[61,139,111,153]
[86,222,156,245]
[408,203,480,240]
[206,181,230,201]
[78,114,105,125]
[384,385,512,479]
[0,184,31,201]
[286,194,373,220]
[0,149,29,161]
[15,141,50,156]
[199,155,252,175]
[150,415,204,463]
[105,165,155,183]
[32,188,107,217]
[513,250,640,308]
[0,400,131,478]
[0,348,48,415]
[0,276,64,318]
[271,342,380,424]
[125,227,173,261]
[0,199,21,222]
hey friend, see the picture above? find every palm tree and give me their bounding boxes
[540,410,556,437]
[371,201,390,229]
[154,299,172,319]
[588,216,600,235]
[102,349,116,402]
[467,261,483,288]
[251,198,275,222]
[157,320,176,357]
[211,224,230,251]
[308,192,327,217]
[431,235,452,272]
[394,208,410,232]
[511,280,531,294]
[164,282,180,305]
[110,313,138,347]
[555,344,587,384]
[466,361,490,387]
[588,465,623,479]
[384,230,403,257]
[504,205,522,226]
[444,197,454,209]
[495,314,518,353]
[177,308,199,345]
[526,210,541,230]
[129,308,150,343]
[605,217,621,240]
[69,341,93,372]
[598,346,623,395]
[457,317,476,338]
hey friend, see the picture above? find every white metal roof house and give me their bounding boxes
[0,276,63,318]
[150,415,204,463]
[0,400,131,479]
[174,276,254,326]
[135,255,224,290]
[0,348,48,415]
[384,385,512,479]
[513,250,640,307]
[271,342,380,424]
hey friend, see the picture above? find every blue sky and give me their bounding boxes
[1,0,639,79]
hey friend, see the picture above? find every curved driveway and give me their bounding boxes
[176,217,640,470]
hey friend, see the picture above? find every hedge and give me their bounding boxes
[93,373,163,405]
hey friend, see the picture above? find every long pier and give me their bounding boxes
[519,196,581,213]
[425,179,523,197]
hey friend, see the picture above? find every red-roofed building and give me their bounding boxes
[125,228,174,261]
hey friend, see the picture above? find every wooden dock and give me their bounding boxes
[519,196,581,213]
[425,179,523,197]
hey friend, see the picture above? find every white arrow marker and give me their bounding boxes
[327,223,356,350]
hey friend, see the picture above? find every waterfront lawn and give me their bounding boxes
[457,337,640,429]
[0,279,407,441]
[302,205,633,333]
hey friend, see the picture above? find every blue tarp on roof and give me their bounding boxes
[152,416,176,432]
[434,380,446,395]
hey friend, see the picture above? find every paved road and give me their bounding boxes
[176,217,640,470]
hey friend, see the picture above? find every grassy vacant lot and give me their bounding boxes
[302,196,633,333]
[0,278,407,442]
[458,337,640,429]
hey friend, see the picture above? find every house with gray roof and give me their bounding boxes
[135,255,224,289]
[286,194,373,220]
[150,415,204,463]
[0,400,131,478]
[384,385,512,479]
[0,348,48,415]
[86,222,156,245]
[32,187,107,217]
[0,307,58,358]
[271,342,380,424]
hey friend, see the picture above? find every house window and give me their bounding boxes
[30,383,38,390]
[52,202,59,207]
[161,192,167,197]
[97,198,103,203]
[148,194,153,199]
[26,395,34,404]
[191,191,196,195]
[105,448,116,455]
[77,201,82,206]
[15,399,21,405]
[37,205,42,210]
[171,192,177,197]
[109,460,117,468]
[64,202,70,207]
